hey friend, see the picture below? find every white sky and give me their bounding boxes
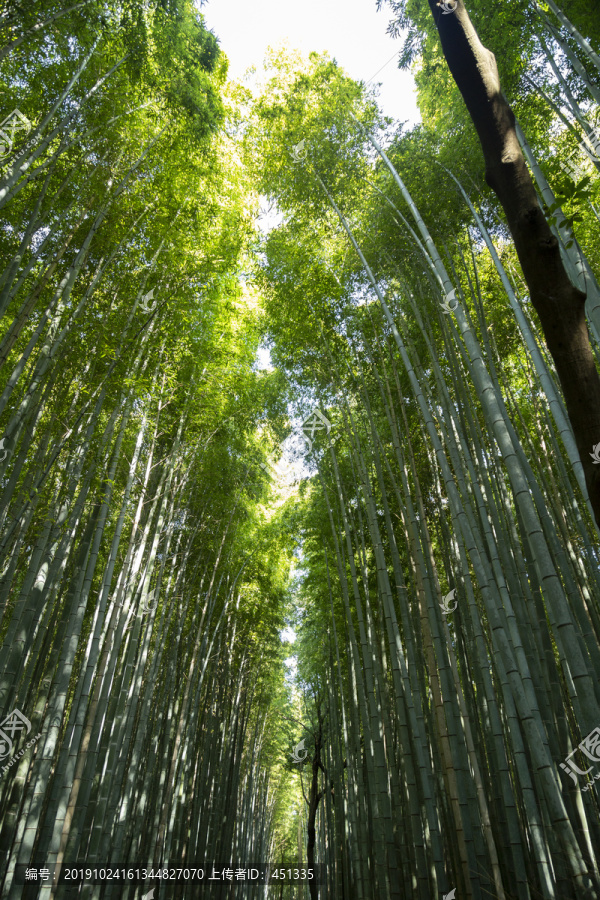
[201,0,421,126]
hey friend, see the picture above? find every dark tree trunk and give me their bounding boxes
[306,709,325,900]
[428,0,600,531]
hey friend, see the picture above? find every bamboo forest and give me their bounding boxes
[2,0,600,896]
